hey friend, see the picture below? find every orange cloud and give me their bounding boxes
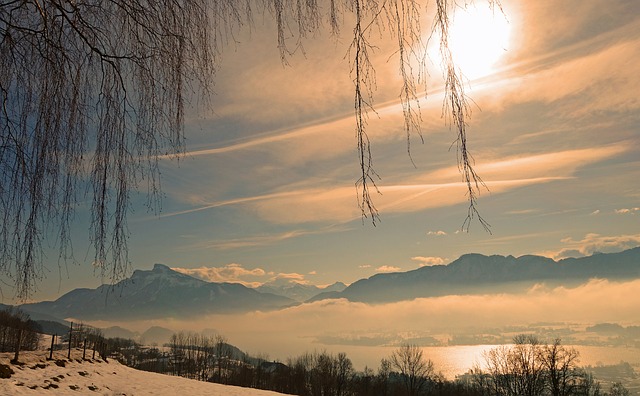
[172,264,267,287]
[476,27,640,116]
[376,266,401,273]
[424,145,626,183]
[162,142,626,227]
[172,263,322,288]
[615,208,640,215]
[426,231,447,236]
[412,256,446,267]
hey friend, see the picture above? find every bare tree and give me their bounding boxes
[0,307,41,353]
[575,372,603,396]
[510,334,546,396]
[1,0,496,298]
[1,0,221,298]
[477,335,604,396]
[214,333,233,383]
[542,339,582,396]
[389,343,435,396]
[481,335,545,396]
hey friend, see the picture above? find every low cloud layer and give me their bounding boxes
[106,278,640,370]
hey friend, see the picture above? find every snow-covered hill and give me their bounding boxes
[0,349,287,396]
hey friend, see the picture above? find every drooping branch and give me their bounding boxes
[433,0,491,232]
[1,0,493,298]
[1,0,229,298]
[390,0,426,163]
[349,0,381,224]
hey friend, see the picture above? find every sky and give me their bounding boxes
[5,0,639,302]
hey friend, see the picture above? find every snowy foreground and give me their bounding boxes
[1,349,287,396]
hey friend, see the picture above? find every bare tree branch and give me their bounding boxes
[1,0,494,298]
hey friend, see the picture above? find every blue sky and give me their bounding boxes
[13,0,640,302]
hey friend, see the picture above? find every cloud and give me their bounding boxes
[263,272,312,287]
[615,208,639,215]
[245,179,544,225]
[177,226,348,251]
[426,231,447,236]
[425,146,626,184]
[477,22,640,117]
[552,233,640,259]
[157,191,303,219]
[376,266,401,273]
[504,209,538,215]
[245,145,625,224]
[158,139,629,235]
[172,264,267,287]
[359,265,371,269]
[172,264,319,288]
[273,272,306,281]
[411,256,446,267]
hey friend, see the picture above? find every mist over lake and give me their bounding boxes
[89,277,640,373]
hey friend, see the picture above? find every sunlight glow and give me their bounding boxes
[448,2,511,79]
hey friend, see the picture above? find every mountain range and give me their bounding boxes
[256,280,347,302]
[309,247,640,303]
[13,247,640,322]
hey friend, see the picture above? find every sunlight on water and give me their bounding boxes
[319,344,640,380]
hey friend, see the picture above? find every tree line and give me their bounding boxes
[0,308,41,355]
[105,331,631,396]
[0,307,134,362]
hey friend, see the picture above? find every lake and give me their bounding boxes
[307,344,640,380]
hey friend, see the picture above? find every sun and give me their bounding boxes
[447,2,511,79]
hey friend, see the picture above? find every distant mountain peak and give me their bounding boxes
[21,263,296,320]
[256,279,347,302]
[152,263,172,272]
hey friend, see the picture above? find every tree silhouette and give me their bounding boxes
[1,0,495,298]
[476,336,601,396]
[389,344,435,396]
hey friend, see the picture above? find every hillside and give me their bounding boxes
[0,349,286,395]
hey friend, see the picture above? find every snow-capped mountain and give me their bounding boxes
[21,264,296,320]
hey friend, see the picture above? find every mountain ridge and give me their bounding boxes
[13,247,640,321]
[21,264,297,320]
[256,281,347,302]
[308,247,640,303]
